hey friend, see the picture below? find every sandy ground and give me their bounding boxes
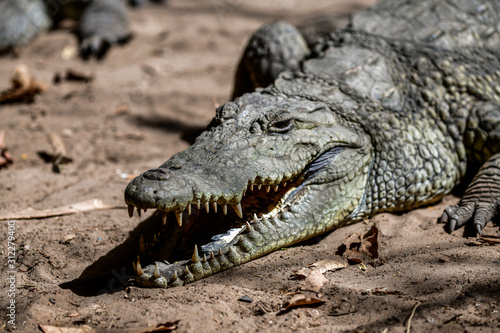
[0,1,499,332]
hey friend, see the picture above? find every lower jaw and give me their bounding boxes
[132,186,315,288]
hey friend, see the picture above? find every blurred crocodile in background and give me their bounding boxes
[0,0,163,58]
[124,0,500,288]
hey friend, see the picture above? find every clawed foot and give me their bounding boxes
[439,201,498,234]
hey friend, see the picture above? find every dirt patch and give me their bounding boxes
[1,1,499,332]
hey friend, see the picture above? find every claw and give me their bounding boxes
[475,223,483,235]
[449,218,457,233]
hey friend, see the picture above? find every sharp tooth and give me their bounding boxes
[144,209,148,213]
[204,202,209,212]
[136,255,144,275]
[253,213,259,223]
[162,213,168,225]
[187,204,191,215]
[175,212,183,226]
[258,184,262,190]
[153,263,160,279]
[266,186,271,193]
[222,204,227,215]
[232,203,243,218]
[139,234,146,253]
[192,245,199,263]
[212,202,218,213]
[196,200,201,209]
[283,181,287,187]
[132,261,137,273]
[128,205,134,218]
[250,184,254,191]
[137,208,141,217]
[274,185,279,191]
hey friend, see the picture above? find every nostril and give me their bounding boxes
[143,168,171,181]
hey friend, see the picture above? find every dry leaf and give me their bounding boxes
[39,325,95,333]
[281,293,325,312]
[63,234,76,242]
[0,131,14,169]
[336,225,382,266]
[38,132,73,173]
[291,258,347,293]
[127,320,179,333]
[308,259,348,274]
[299,269,327,293]
[64,69,94,83]
[479,235,500,244]
[0,199,123,220]
[0,64,47,104]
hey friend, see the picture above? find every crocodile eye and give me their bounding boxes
[268,116,294,133]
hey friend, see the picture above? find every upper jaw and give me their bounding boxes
[124,162,302,224]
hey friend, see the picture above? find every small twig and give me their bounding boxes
[0,199,124,220]
[406,301,421,333]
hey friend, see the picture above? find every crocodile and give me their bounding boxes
[124,0,500,288]
[0,0,154,58]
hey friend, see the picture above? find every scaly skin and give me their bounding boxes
[125,0,500,288]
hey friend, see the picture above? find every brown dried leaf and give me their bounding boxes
[39,325,95,333]
[479,235,500,244]
[308,259,348,274]
[127,320,179,333]
[0,64,47,104]
[0,131,14,169]
[336,225,381,266]
[282,293,325,311]
[47,132,67,157]
[64,69,94,83]
[299,269,328,293]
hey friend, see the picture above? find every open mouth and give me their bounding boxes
[127,174,305,267]
[124,145,348,287]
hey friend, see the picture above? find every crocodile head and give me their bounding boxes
[124,92,372,288]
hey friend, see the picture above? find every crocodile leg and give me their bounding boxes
[440,152,500,234]
[232,21,309,98]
